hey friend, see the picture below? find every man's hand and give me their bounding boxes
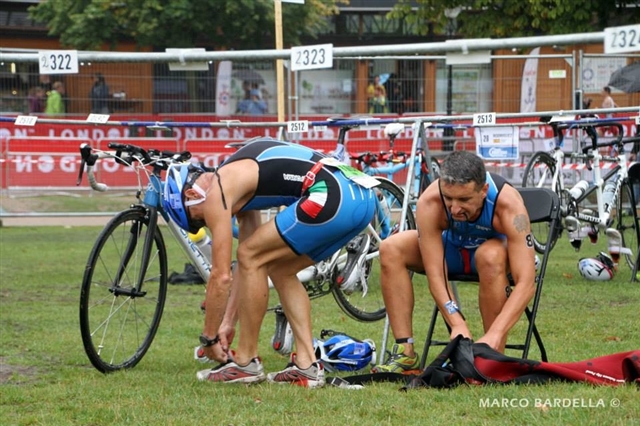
[449,323,472,341]
[217,323,236,353]
[203,343,228,363]
[475,331,505,352]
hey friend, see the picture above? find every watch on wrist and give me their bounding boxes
[199,334,220,347]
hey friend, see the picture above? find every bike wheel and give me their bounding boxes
[616,180,639,270]
[522,151,562,253]
[332,177,416,322]
[79,208,168,373]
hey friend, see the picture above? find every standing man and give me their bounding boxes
[90,73,110,114]
[163,138,377,387]
[373,151,536,372]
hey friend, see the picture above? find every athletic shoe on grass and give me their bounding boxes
[197,357,266,384]
[267,354,325,388]
[371,344,419,374]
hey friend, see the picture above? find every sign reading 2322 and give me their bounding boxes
[38,50,79,74]
[290,44,333,71]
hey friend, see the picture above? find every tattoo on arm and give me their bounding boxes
[513,213,529,233]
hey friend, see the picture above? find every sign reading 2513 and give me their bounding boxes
[38,50,79,75]
[290,44,333,71]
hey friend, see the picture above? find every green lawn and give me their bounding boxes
[0,225,638,426]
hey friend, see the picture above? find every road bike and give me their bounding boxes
[77,141,415,373]
[522,119,639,269]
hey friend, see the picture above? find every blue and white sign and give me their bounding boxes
[475,126,519,160]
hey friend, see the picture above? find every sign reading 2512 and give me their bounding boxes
[38,50,79,75]
[290,44,333,72]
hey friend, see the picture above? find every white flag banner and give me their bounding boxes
[216,60,233,116]
[520,47,540,113]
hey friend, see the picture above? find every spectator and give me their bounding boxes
[27,86,45,114]
[368,85,388,114]
[45,81,65,115]
[367,75,387,101]
[389,82,405,115]
[236,88,267,115]
[90,73,110,114]
[601,86,618,112]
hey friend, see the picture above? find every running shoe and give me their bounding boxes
[335,233,370,294]
[370,344,419,374]
[197,357,266,384]
[267,354,325,388]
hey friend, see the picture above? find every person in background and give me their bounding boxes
[90,73,110,114]
[236,88,267,115]
[601,86,618,113]
[368,85,388,114]
[367,75,387,101]
[45,81,65,115]
[28,86,45,114]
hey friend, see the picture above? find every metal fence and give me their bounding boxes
[1,31,639,215]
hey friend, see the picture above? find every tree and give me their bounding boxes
[388,0,640,38]
[29,0,347,50]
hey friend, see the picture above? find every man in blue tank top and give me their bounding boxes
[373,150,536,373]
[163,138,377,387]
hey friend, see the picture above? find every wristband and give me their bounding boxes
[444,300,459,315]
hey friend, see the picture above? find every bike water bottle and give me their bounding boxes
[189,228,212,261]
[569,180,589,200]
[602,176,619,210]
[271,307,294,355]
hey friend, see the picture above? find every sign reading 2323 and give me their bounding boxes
[290,44,333,71]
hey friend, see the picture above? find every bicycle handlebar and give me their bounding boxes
[76,142,192,192]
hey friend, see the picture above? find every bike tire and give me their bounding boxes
[521,151,561,254]
[617,179,639,270]
[331,177,416,322]
[79,207,168,373]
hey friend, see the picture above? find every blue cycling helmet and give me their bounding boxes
[163,163,205,233]
[314,335,376,372]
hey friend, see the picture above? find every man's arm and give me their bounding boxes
[216,210,262,352]
[199,182,236,362]
[415,183,471,338]
[480,186,536,346]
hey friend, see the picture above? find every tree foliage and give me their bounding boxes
[29,0,347,50]
[388,0,640,38]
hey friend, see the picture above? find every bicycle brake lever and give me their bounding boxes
[77,143,94,186]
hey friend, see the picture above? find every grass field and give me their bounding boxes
[0,224,639,426]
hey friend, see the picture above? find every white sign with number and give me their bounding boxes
[290,44,333,71]
[473,112,496,126]
[475,126,519,160]
[86,114,110,124]
[287,120,309,133]
[15,115,38,126]
[38,50,79,74]
[604,24,640,54]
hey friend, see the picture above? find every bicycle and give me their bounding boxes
[522,119,639,269]
[77,140,415,373]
